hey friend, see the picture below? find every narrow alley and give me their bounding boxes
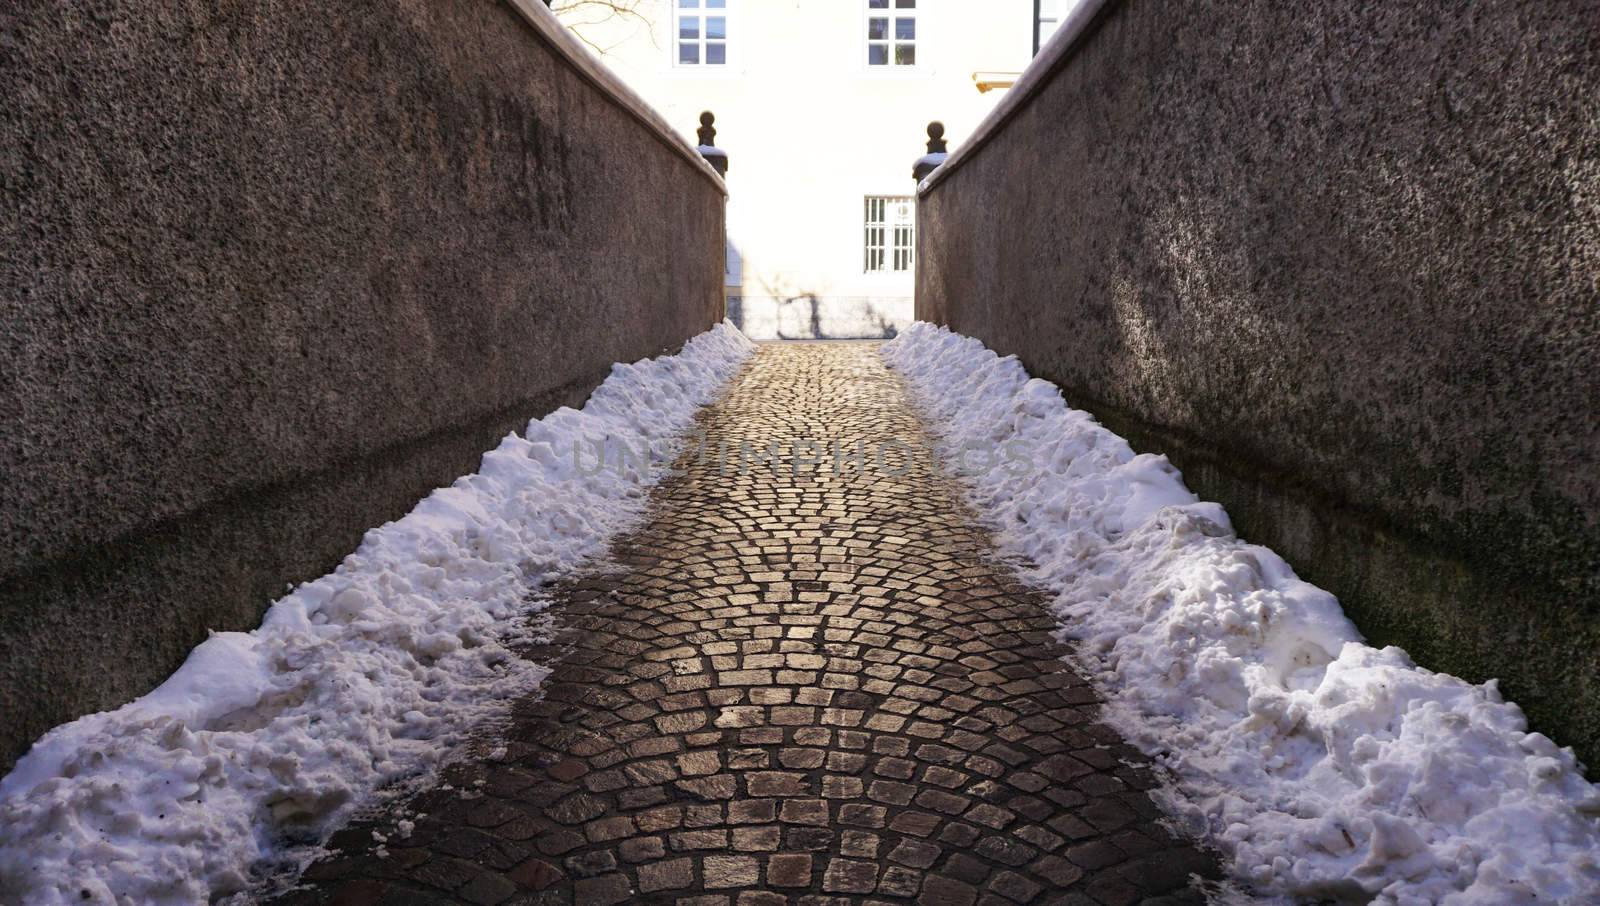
[277,343,1218,905]
[4,2,1597,904]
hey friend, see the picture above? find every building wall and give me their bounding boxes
[916,0,1600,762]
[0,0,725,768]
[560,0,1036,338]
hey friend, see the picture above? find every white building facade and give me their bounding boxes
[556,0,1056,339]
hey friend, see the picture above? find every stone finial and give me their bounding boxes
[912,120,949,182]
[696,111,728,176]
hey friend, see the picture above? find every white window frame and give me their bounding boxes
[674,0,729,68]
[864,0,918,69]
[864,196,915,274]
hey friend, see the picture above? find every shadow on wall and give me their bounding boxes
[728,294,911,341]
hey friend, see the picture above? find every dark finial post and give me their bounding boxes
[912,120,948,182]
[696,111,729,176]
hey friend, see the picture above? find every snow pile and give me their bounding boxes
[0,322,755,905]
[883,323,1600,905]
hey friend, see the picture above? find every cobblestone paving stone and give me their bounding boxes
[274,343,1221,906]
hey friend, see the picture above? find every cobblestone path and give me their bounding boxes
[277,343,1219,906]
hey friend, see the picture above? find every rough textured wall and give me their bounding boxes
[917,1,1600,762]
[0,0,724,768]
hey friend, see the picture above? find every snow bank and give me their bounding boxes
[883,323,1600,905]
[0,322,754,905]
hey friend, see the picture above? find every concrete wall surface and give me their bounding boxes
[0,0,725,768]
[916,0,1600,763]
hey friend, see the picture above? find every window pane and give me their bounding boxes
[679,0,699,6]
[868,44,888,65]
[895,17,915,39]
[706,16,726,39]
[679,43,699,64]
[895,0,916,7]
[706,0,725,6]
[706,42,726,64]
[895,43,915,65]
[869,0,889,7]
[679,16,699,38]
[867,17,887,40]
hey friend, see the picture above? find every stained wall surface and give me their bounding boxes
[916,1,1600,762]
[0,0,726,767]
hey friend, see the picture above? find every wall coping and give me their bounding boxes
[504,0,729,196]
[917,0,1115,197]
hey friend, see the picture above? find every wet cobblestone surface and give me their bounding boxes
[274,343,1220,905]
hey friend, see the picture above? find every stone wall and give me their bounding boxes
[916,0,1599,762]
[0,0,725,768]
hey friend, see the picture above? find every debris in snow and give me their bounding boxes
[883,322,1600,905]
[0,322,754,905]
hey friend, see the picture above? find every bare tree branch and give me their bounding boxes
[550,0,659,55]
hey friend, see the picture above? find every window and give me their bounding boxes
[1035,0,1067,55]
[866,0,915,67]
[864,197,915,272]
[676,0,727,66]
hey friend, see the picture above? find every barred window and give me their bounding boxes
[864,196,915,273]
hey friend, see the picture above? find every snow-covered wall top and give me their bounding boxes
[0,0,725,770]
[914,0,1600,764]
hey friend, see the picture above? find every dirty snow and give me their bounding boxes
[883,322,1600,905]
[0,322,754,905]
